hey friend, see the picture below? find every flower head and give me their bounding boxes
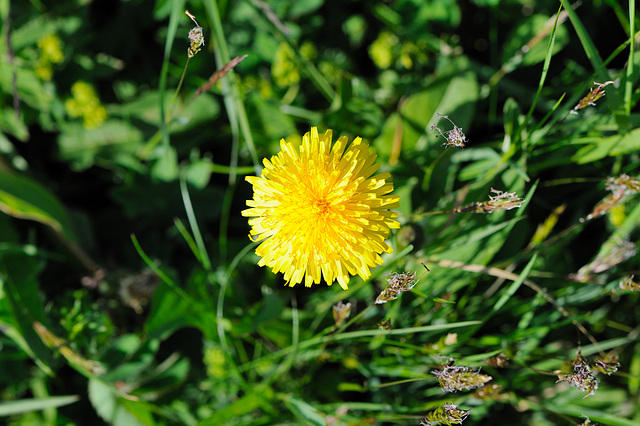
[332,301,352,326]
[430,113,467,148]
[556,351,598,398]
[242,127,400,290]
[581,174,640,222]
[619,275,640,292]
[432,360,492,392]
[454,188,524,214]
[64,81,107,128]
[185,10,204,58]
[571,81,614,114]
[375,271,418,304]
[421,402,470,426]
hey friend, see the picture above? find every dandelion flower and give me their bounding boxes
[242,127,400,290]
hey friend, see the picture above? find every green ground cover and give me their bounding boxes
[1,0,639,424]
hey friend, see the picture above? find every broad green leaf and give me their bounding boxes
[118,398,158,426]
[453,147,502,181]
[374,65,477,161]
[58,121,144,171]
[249,94,297,142]
[88,379,149,426]
[150,145,179,182]
[282,396,326,426]
[572,127,640,164]
[9,15,81,50]
[122,91,220,133]
[0,172,76,241]
[288,0,323,19]
[0,396,79,417]
[184,156,213,189]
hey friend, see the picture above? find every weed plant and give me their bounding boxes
[0,0,639,425]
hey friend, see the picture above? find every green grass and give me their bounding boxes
[1,0,640,425]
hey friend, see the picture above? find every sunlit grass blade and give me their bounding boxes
[158,0,186,151]
[0,396,80,417]
[521,0,564,147]
[563,1,625,121]
[624,0,635,114]
[178,174,211,272]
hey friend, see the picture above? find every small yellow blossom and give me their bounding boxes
[35,34,65,80]
[65,81,107,128]
[38,34,65,64]
[369,31,398,69]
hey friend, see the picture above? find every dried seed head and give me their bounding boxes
[473,383,507,400]
[556,351,598,398]
[572,238,636,282]
[421,402,470,426]
[426,333,458,353]
[487,353,509,368]
[378,319,392,330]
[119,269,160,314]
[606,173,640,194]
[432,360,492,392]
[619,275,640,292]
[571,81,614,114]
[186,11,204,58]
[581,174,640,222]
[594,352,620,375]
[580,174,639,222]
[430,113,467,148]
[455,188,524,213]
[332,301,352,326]
[375,271,418,304]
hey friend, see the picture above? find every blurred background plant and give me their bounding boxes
[1,0,639,424]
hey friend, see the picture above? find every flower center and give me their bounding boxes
[313,197,331,217]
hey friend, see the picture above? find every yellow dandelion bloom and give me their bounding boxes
[242,127,400,290]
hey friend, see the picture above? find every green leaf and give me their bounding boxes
[0,396,79,417]
[374,64,478,161]
[502,14,569,66]
[0,250,56,375]
[101,339,160,383]
[288,0,323,19]
[572,127,640,164]
[0,107,29,141]
[282,395,326,426]
[0,65,54,112]
[0,172,76,241]
[9,15,80,50]
[151,146,179,182]
[58,121,144,171]
[249,95,297,141]
[184,156,213,189]
[122,91,220,133]
[145,269,216,340]
[196,387,275,425]
[88,379,149,426]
